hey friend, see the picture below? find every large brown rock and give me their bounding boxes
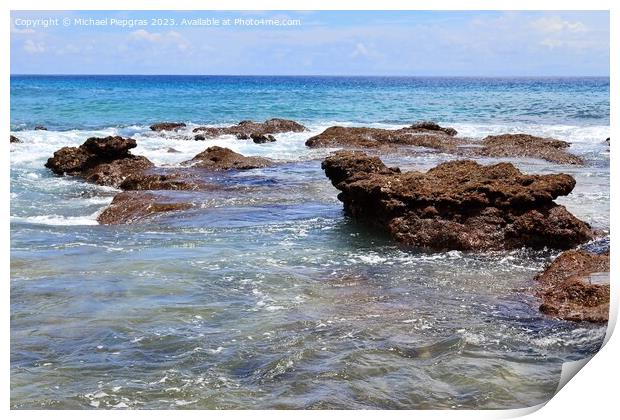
[150,122,186,132]
[45,136,153,188]
[305,122,461,151]
[183,146,272,170]
[322,151,594,251]
[193,118,306,139]
[535,249,610,323]
[97,191,193,225]
[477,134,583,165]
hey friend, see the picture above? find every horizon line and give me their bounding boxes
[9,73,611,78]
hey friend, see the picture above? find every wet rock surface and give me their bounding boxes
[183,146,273,170]
[45,136,154,188]
[307,124,584,165]
[306,122,461,151]
[476,134,584,165]
[119,169,216,191]
[535,249,610,323]
[97,191,194,225]
[34,126,47,131]
[251,133,276,144]
[193,118,306,139]
[10,135,21,143]
[322,151,593,251]
[150,122,187,132]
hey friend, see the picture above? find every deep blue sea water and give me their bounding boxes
[10,76,610,409]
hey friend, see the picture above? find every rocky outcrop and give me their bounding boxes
[183,146,272,170]
[307,124,584,165]
[251,133,276,144]
[119,170,214,191]
[535,249,610,323]
[150,122,187,132]
[34,126,47,131]
[97,191,193,225]
[45,136,153,188]
[193,118,306,139]
[305,122,461,151]
[10,135,21,143]
[477,134,583,165]
[322,151,593,251]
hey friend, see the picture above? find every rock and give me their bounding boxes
[150,122,186,132]
[97,191,193,225]
[34,126,47,131]
[166,147,181,153]
[322,151,593,251]
[251,133,276,144]
[183,146,272,170]
[535,249,610,323]
[10,135,21,143]
[409,121,458,136]
[45,136,153,188]
[477,134,583,165]
[119,171,214,191]
[605,137,610,145]
[306,123,461,151]
[194,134,206,141]
[193,118,307,139]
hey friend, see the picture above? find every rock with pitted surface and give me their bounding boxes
[535,249,610,323]
[45,136,153,187]
[306,122,461,151]
[97,191,193,225]
[193,118,306,139]
[183,146,272,170]
[477,134,584,165]
[10,135,21,143]
[119,170,215,191]
[322,151,593,251]
[150,122,187,132]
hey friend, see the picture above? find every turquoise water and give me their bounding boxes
[10,76,610,130]
[10,76,610,409]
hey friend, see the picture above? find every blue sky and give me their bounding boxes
[10,10,610,76]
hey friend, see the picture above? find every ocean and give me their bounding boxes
[10,75,610,409]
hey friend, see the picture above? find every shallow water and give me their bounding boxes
[10,76,609,409]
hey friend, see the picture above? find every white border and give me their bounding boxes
[3,1,616,418]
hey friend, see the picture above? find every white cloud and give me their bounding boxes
[129,29,162,42]
[350,42,370,58]
[128,30,189,52]
[23,39,45,54]
[532,16,587,33]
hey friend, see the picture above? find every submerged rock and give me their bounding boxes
[322,151,593,251]
[119,170,215,191]
[305,122,461,151]
[477,134,583,165]
[251,133,276,144]
[150,122,187,132]
[45,136,153,187]
[193,118,306,139]
[34,126,47,131]
[183,146,272,170]
[535,249,610,323]
[97,191,193,225]
[10,135,21,143]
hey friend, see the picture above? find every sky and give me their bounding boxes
[10,10,610,76]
